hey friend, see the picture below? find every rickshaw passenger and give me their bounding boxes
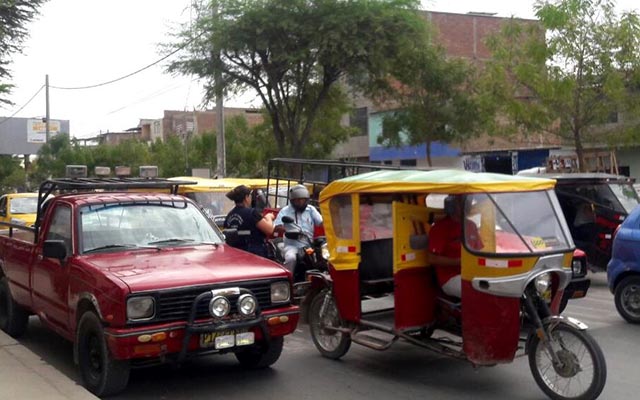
[274,185,323,271]
[224,185,275,257]
[428,195,482,298]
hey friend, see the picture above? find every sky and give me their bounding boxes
[2,0,639,139]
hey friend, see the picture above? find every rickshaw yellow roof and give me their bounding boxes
[168,177,268,192]
[319,169,556,201]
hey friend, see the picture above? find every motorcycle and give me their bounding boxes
[278,215,328,285]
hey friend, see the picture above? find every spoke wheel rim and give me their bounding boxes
[313,297,344,351]
[535,329,594,398]
[87,333,103,380]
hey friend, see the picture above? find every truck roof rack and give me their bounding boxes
[35,177,196,231]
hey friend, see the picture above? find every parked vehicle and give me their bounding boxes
[0,192,38,227]
[0,176,299,396]
[519,172,639,271]
[607,204,640,323]
[305,169,606,400]
[169,176,270,226]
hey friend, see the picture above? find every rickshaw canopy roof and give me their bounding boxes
[320,169,556,202]
[169,177,268,192]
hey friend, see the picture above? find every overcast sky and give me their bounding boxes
[2,0,639,139]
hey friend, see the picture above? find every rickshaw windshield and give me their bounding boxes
[608,183,639,213]
[465,190,574,254]
[184,192,234,217]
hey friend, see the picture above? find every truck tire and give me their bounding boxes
[235,336,284,369]
[0,276,29,338]
[76,311,130,397]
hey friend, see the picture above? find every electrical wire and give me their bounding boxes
[50,32,203,91]
[0,85,45,126]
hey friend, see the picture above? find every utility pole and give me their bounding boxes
[45,74,50,143]
[213,1,225,178]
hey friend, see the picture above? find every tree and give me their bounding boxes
[0,155,26,194]
[378,47,485,166]
[167,0,430,157]
[0,0,48,106]
[480,0,640,171]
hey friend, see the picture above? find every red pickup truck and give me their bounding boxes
[0,178,299,396]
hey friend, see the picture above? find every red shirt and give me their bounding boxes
[429,216,462,287]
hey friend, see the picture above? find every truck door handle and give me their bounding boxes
[37,254,43,261]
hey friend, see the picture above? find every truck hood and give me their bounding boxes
[82,245,290,293]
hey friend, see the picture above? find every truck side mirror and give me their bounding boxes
[43,240,67,261]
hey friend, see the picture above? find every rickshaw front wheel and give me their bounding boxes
[528,322,606,400]
[309,290,351,359]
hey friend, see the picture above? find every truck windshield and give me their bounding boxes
[465,190,574,254]
[79,202,223,253]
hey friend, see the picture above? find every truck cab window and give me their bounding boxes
[46,205,72,255]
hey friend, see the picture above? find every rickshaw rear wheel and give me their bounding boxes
[528,322,606,400]
[309,289,351,359]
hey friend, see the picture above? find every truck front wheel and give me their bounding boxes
[235,336,284,369]
[76,311,130,397]
[0,276,29,338]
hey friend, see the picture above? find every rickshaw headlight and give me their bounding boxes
[237,294,257,316]
[321,243,330,260]
[209,296,231,318]
[271,281,290,303]
[572,259,585,277]
[534,273,552,295]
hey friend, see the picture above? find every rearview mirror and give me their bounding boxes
[43,240,67,261]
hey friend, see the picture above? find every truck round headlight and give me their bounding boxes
[237,294,257,316]
[534,272,552,295]
[209,295,231,318]
[127,296,155,320]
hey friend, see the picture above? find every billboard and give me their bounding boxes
[0,117,70,155]
[27,119,62,143]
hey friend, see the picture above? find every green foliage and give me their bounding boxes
[379,46,484,166]
[167,0,428,157]
[0,156,26,194]
[480,0,640,171]
[0,0,48,105]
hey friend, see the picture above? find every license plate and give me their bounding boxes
[200,330,254,349]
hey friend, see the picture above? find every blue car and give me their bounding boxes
[607,204,640,323]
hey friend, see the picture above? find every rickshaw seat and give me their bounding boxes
[359,239,394,293]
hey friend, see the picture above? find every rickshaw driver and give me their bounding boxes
[428,195,482,298]
[274,184,323,272]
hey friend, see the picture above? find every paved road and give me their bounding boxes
[16,272,640,400]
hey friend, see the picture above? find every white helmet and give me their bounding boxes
[289,184,310,200]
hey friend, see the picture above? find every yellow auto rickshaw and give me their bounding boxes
[304,169,606,400]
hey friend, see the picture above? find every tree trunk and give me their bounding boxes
[426,140,433,167]
[573,128,586,172]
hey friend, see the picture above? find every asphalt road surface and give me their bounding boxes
[17,272,640,400]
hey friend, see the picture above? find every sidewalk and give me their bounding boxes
[0,330,98,400]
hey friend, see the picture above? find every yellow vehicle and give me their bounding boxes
[0,193,38,227]
[304,169,606,400]
[169,177,271,224]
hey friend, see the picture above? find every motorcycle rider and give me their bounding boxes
[274,184,323,272]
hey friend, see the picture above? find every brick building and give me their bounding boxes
[334,11,564,174]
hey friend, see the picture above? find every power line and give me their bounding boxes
[0,85,45,126]
[50,32,203,91]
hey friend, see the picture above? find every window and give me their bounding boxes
[46,205,72,255]
[329,195,353,239]
[349,107,368,137]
